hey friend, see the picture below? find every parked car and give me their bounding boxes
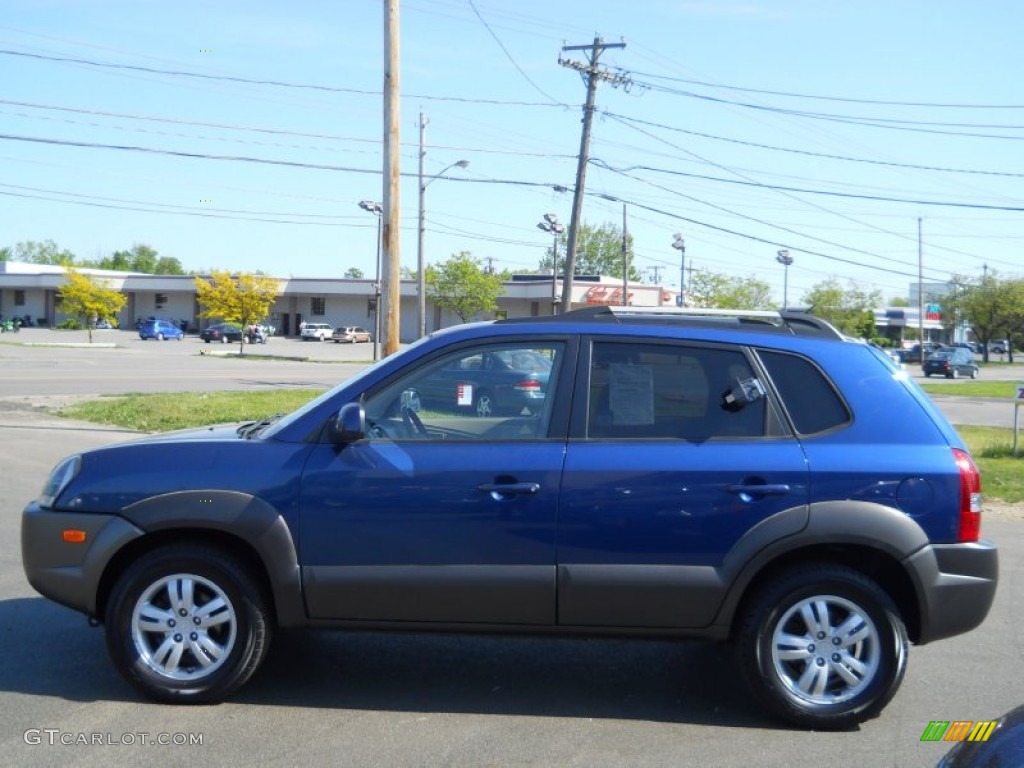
[94,319,115,330]
[137,319,184,341]
[938,704,1024,767]
[402,347,552,417]
[200,323,244,344]
[988,341,1011,355]
[923,348,979,379]
[894,342,944,364]
[21,306,997,729]
[332,326,372,344]
[300,323,333,341]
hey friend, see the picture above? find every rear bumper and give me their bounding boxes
[905,539,998,644]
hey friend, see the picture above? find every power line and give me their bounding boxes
[0,48,564,108]
[630,84,1024,140]
[0,132,569,191]
[623,69,1024,109]
[589,159,1024,212]
[601,113,993,263]
[603,112,1024,179]
[467,0,564,105]
[590,190,929,280]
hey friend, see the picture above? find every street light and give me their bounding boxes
[359,199,383,361]
[537,213,565,315]
[671,234,685,307]
[418,159,469,338]
[776,249,793,309]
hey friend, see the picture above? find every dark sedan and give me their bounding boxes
[200,323,244,343]
[923,348,979,379]
[403,347,552,417]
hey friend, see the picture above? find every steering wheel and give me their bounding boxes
[401,405,429,438]
[366,422,394,439]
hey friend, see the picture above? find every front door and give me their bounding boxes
[299,338,574,626]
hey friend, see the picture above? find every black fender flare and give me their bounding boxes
[712,500,928,634]
[120,490,305,627]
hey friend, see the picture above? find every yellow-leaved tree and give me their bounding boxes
[194,271,280,354]
[56,268,127,343]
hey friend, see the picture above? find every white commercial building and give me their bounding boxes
[0,261,677,339]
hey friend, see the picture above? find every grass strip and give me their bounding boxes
[60,389,324,433]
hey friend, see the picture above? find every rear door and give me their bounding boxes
[556,337,809,629]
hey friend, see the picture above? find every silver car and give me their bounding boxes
[332,325,372,343]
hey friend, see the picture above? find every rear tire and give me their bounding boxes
[105,543,272,704]
[736,563,907,729]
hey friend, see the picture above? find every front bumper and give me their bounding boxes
[905,539,999,644]
[21,502,144,618]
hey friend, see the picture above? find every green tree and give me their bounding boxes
[194,271,281,354]
[802,278,881,337]
[154,256,185,275]
[14,240,75,265]
[345,267,365,279]
[544,222,641,281]
[686,268,774,310]
[425,251,505,324]
[93,244,174,273]
[948,272,1024,362]
[56,268,127,342]
[0,246,10,261]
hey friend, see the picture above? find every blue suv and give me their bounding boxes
[21,307,997,728]
[138,319,184,341]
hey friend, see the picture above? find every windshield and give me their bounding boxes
[260,334,436,439]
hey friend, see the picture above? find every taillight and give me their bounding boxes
[953,448,982,542]
[514,379,542,393]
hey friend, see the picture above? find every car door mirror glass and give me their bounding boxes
[722,376,765,412]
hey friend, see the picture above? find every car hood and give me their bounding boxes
[54,421,310,515]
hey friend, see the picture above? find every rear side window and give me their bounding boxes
[587,341,766,440]
[758,350,850,435]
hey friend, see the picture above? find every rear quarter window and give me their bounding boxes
[758,349,850,435]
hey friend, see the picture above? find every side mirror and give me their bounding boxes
[329,402,366,444]
[721,376,765,412]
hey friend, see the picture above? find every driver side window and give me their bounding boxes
[363,341,564,441]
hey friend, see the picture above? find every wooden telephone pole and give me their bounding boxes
[382,0,401,356]
[559,37,629,313]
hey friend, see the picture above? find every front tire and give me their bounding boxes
[736,563,907,729]
[105,544,271,704]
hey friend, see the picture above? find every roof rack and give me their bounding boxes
[497,305,846,340]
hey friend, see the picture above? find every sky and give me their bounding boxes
[2,0,1022,305]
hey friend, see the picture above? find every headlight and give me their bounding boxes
[38,455,81,508]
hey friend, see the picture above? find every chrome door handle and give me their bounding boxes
[478,482,540,497]
[728,483,790,496]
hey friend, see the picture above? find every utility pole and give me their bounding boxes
[417,112,427,340]
[559,36,629,313]
[672,233,685,307]
[621,203,629,305]
[649,266,662,284]
[917,217,924,347]
[382,0,401,356]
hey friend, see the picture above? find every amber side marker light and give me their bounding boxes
[62,530,87,543]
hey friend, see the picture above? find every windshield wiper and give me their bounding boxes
[236,413,285,439]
